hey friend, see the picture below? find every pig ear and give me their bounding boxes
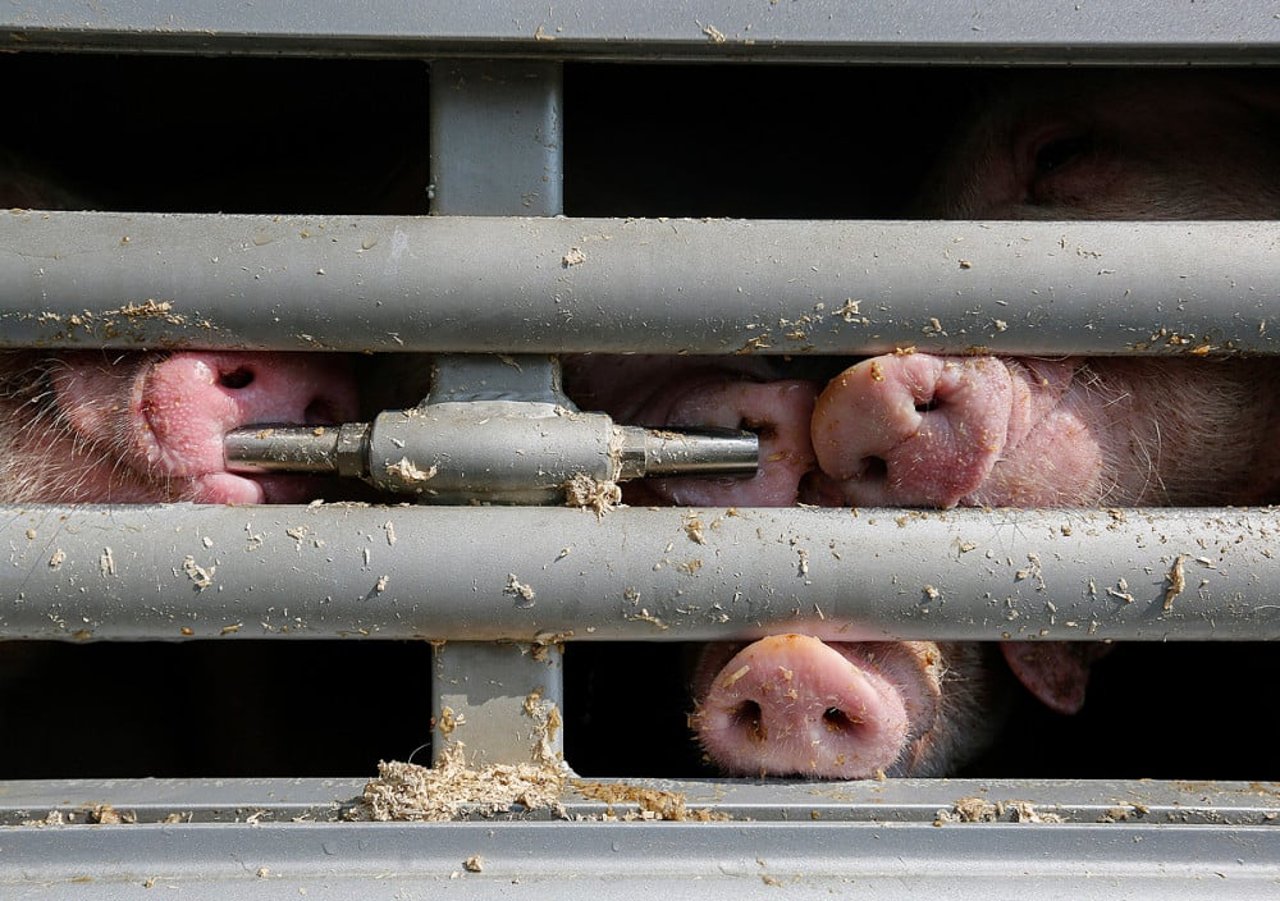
[1000,642,1111,715]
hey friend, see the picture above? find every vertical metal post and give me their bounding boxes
[427,59,568,770]
[429,61,563,217]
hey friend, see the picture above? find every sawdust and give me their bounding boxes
[1163,554,1187,611]
[87,804,135,825]
[575,782,688,819]
[934,797,1063,826]
[386,457,438,485]
[683,514,707,544]
[562,473,622,517]
[505,574,537,606]
[356,745,568,822]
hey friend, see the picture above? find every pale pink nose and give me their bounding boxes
[647,379,821,506]
[811,355,1011,508]
[693,634,910,779]
[141,352,361,476]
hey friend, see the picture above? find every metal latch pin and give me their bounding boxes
[223,354,759,505]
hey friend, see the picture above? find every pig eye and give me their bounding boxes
[1033,133,1092,175]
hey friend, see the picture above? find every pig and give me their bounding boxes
[0,349,361,504]
[563,70,1280,779]
[566,353,1107,778]
[0,148,363,505]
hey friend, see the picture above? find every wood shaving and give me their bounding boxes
[562,473,621,518]
[1163,554,1187,611]
[87,804,135,825]
[116,299,180,322]
[386,457,438,484]
[699,22,727,43]
[181,555,215,590]
[684,514,706,544]
[935,797,1062,825]
[573,781,706,822]
[21,810,67,827]
[505,574,536,606]
[355,745,567,822]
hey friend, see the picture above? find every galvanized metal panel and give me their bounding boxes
[6,775,1279,825]
[3,779,1280,900]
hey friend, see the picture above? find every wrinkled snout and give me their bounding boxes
[692,634,940,779]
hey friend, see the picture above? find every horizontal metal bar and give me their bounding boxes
[3,504,1277,642]
[2,214,1279,355]
[2,779,1279,900]
[3,776,1278,825]
[6,1,1280,63]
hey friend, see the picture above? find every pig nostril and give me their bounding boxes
[219,367,255,390]
[303,398,341,426]
[914,399,938,414]
[729,700,767,743]
[862,456,888,481]
[822,707,862,734]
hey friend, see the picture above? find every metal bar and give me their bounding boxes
[5,1,1280,64]
[3,776,1279,825]
[2,215,1277,355]
[430,61,563,216]
[425,61,568,768]
[3,504,1277,642]
[432,640,565,769]
[2,793,1280,901]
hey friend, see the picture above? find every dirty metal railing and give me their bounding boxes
[2,214,1279,356]
[3,505,1277,645]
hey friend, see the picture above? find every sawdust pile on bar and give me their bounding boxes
[357,744,567,822]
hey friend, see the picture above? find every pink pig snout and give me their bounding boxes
[691,634,943,779]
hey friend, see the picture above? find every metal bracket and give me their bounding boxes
[224,354,758,506]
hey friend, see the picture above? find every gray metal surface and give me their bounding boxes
[3,504,1276,643]
[430,62,562,216]
[422,63,570,766]
[6,776,1280,825]
[5,1,1280,63]
[432,641,565,769]
[224,414,758,493]
[2,214,1277,355]
[2,779,1279,899]
[224,353,757,504]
